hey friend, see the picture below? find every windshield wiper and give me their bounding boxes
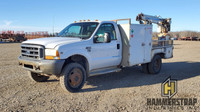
[59,35,84,39]
[76,36,83,39]
[67,36,83,39]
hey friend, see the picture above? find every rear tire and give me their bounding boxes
[28,71,49,82]
[60,63,86,93]
[148,55,162,74]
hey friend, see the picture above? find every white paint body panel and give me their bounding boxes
[164,47,173,58]
[90,40,121,69]
[22,37,82,49]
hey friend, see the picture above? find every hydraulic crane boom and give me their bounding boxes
[136,13,171,36]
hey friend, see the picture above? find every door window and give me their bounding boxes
[95,23,116,43]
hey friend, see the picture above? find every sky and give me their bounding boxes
[0,0,200,33]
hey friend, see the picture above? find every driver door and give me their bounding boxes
[90,23,121,70]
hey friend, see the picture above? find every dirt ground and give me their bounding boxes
[0,41,200,112]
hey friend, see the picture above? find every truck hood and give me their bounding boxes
[22,37,82,48]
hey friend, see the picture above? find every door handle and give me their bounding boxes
[117,44,120,49]
[149,42,151,46]
[142,43,145,46]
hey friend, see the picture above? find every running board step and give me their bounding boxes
[89,67,121,76]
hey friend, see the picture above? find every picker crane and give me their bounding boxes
[136,13,171,40]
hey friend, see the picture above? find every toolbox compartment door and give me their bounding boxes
[119,24,152,66]
[129,24,145,65]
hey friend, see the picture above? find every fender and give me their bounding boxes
[59,49,93,71]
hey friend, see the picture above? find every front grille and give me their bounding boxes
[21,44,44,60]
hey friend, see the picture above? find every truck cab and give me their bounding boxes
[18,18,173,92]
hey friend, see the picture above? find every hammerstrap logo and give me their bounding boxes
[161,77,177,98]
[146,76,199,111]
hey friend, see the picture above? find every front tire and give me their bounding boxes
[60,63,86,93]
[148,55,162,74]
[28,71,49,82]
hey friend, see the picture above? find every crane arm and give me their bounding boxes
[136,13,171,33]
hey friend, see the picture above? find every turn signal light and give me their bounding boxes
[45,56,60,60]
[56,50,59,57]
[45,50,60,60]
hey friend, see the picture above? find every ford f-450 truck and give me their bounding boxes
[18,15,173,92]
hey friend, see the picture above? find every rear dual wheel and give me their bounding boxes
[142,55,162,74]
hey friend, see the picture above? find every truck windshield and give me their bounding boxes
[58,22,99,39]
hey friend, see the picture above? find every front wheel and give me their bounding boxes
[28,71,49,82]
[60,63,86,93]
[148,55,162,74]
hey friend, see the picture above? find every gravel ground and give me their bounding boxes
[0,41,200,112]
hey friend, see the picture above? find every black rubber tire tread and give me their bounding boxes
[60,63,86,93]
[28,71,49,82]
[148,55,162,74]
[141,63,149,74]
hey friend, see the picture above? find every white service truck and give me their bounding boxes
[18,14,173,92]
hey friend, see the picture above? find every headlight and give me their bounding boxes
[45,49,60,60]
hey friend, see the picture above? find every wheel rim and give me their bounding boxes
[154,58,161,71]
[68,68,83,88]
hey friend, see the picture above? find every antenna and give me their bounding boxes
[53,16,55,36]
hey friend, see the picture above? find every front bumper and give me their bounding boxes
[18,56,65,75]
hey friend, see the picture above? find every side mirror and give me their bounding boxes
[104,32,111,43]
[93,35,98,43]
